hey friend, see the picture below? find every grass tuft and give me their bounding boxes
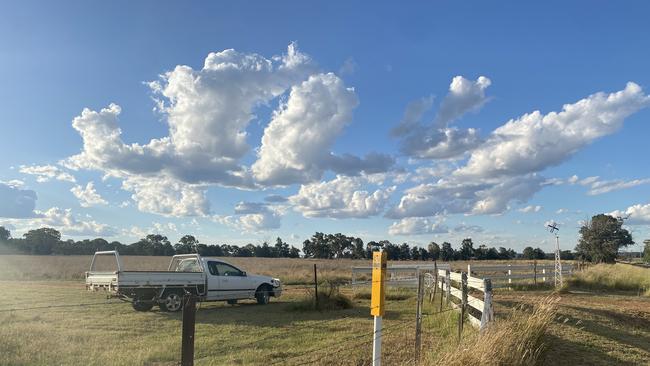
[289,282,353,311]
[431,296,558,366]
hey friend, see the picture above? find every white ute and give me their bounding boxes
[85,251,282,312]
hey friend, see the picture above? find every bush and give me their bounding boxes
[432,297,558,366]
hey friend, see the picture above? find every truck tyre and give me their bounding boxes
[255,285,271,305]
[227,299,238,305]
[159,290,184,312]
[132,299,154,312]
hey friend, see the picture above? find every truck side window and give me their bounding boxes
[214,263,243,276]
[207,261,219,276]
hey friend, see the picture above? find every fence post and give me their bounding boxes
[533,260,537,286]
[542,268,546,283]
[458,272,467,343]
[507,265,512,287]
[181,294,196,366]
[430,261,438,303]
[467,263,471,276]
[313,264,319,309]
[415,271,424,362]
[480,279,494,331]
[445,270,451,306]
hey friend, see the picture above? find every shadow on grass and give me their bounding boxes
[541,333,637,366]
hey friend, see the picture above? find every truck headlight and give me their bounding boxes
[272,278,281,287]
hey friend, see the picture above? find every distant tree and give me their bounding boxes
[273,237,290,257]
[497,247,516,260]
[288,246,301,258]
[175,235,198,254]
[575,214,634,263]
[256,241,274,257]
[427,242,440,261]
[532,247,546,260]
[351,237,366,259]
[302,233,333,259]
[643,240,650,264]
[130,234,173,256]
[410,246,420,260]
[440,242,454,261]
[522,246,535,260]
[384,242,400,260]
[459,238,474,260]
[398,243,411,260]
[474,244,488,260]
[23,227,61,254]
[0,226,10,242]
[418,247,429,261]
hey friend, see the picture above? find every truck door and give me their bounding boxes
[206,261,254,300]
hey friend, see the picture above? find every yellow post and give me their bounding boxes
[371,250,387,366]
[370,250,387,316]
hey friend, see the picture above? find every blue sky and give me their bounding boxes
[1,1,650,253]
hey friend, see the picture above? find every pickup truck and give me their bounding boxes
[85,251,282,312]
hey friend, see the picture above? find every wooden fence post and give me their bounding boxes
[445,270,451,306]
[415,271,424,362]
[480,279,494,331]
[507,265,512,288]
[458,272,467,343]
[542,268,546,283]
[181,294,196,366]
[313,264,319,309]
[533,260,537,286]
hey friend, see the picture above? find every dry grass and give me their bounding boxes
[567,263,650,296]
[430,297,559,366]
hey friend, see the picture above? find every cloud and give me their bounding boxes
[452,223,485,233]
[434,75,492,127]
[122,176,209,217]
[518,205,542,213]
[388,217,449,236]
[387,174,544,218]
[70,182,108,207]
[8,207,117,237]
[456,82,650,178]
[392,76,491,160]
[586,178,650,195]
[0,182,38,218]
[289,175,395,218]
[608,203,650,225]
[264,194,288,203]
[19,165,76,183]
[252,73,393,186]
[216,201,281,232]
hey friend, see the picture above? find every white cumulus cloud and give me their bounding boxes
[19,165,76,183]
[609,203,650,225]
[388,217,449,236]
[70,182,108,207]
[289,175,395,218]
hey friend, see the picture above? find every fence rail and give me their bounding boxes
[351,263,451,288]
[468,263,574,288]
[436,269,494,330]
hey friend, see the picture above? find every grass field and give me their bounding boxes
[1,255,649,365]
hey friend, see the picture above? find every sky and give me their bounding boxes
[1,1,650,253]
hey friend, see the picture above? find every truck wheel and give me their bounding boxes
[132,299,154,312]
[227,299,237,305]
[255,285,271,305]
[159,290,184,312]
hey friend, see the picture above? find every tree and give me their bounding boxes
[459,238,474,260]
[532,247,546,260]
[288,246,301,258]
[0,226,10,242]
[428,242,440,261]
[175,235,199,254]
[522,246,535,260]
[643,240,650,264]
[273,237,290,257]
[575,214,634,263]
[440,242,454,261]
[351,237,366,259]
[23,228,61,254]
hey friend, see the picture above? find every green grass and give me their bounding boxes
[0,280,467,365]
[567,263,650,296]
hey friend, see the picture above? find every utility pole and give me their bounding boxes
[547,222,563,288]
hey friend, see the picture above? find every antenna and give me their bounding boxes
[546,221,563,288]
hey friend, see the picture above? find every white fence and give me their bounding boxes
[351,263,451,288]
[435,269,494,330]
[467,263,574,288]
